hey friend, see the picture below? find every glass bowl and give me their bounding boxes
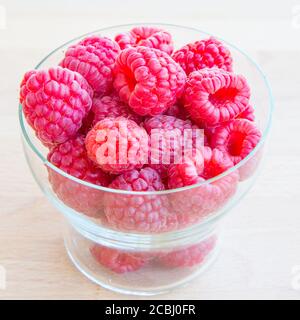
[19,23,273,295]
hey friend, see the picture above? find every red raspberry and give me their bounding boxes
[92,94,143,125]
[80,94,143,134]
[47,135,111,217]
[159,235,217,268]
[210,119,262,180]
[168,147,239,224]
[144,115,204,179]
[164,102,189,120]
[210,119,261,165]
[115,26,174,55]
[144,114,198,133]
[168,149,205,188]
[183,68,250,127]
[60,35,120,95]
[237,104,255,121]
[204,104,255,147]
[79,108,96,135]
[90,245,150,273]
[113,46,186,116]
[104,167,171,233]
[172,37,233,75]
[238,146,263,181]
[85,117,149,174]
[19,67,93,146]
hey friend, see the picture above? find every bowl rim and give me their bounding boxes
[19,22,274,196]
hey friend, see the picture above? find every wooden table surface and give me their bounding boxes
[1,0,300,299]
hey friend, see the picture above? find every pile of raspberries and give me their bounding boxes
[20,26,262,272]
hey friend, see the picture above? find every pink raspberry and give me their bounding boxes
[172,37,233,75]
[113,46,186,116]
[115,26,174,55]
[159,235,217,268]
[19,67,93,146]
[183,68,250,127]
[90,245,151,273]
[47,135,111,217]
[210,119,261,165]
[85,117,149,174]
[168,147,239,224]
[143,115,203,179]
[104,167,171,233]
[60,35,120,95]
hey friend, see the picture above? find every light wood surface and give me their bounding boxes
[0,0,300,300]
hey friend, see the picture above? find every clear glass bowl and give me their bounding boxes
[19,23,273,295]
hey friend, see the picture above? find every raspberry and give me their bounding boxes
[113,46,186,116]
[79,108,95,135]
[85,117,149,174]
[168,147,239,224]
[164,102,189,120]
[238,147,262,181]
[183,68,250,127]
[47,135,111,217]
[104,167,171,233]
[19,67,93,146]
[92,94,143,125]
[237,104,255,121]
[144,115,204,179]
[159,235,217,268]
[80,94,143,134]
[210,119,261,165]
[203,104,255,147]
[172,37,233,75]
[115,26,174,55]
[90,245,150,273]
[210,119,262,180]
[60,35,120,95]
[168,149,205,188]
[144,114,198,134]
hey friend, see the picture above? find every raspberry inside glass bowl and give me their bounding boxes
[19,23,273,295]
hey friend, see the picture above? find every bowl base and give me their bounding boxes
[64,231,221,296]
